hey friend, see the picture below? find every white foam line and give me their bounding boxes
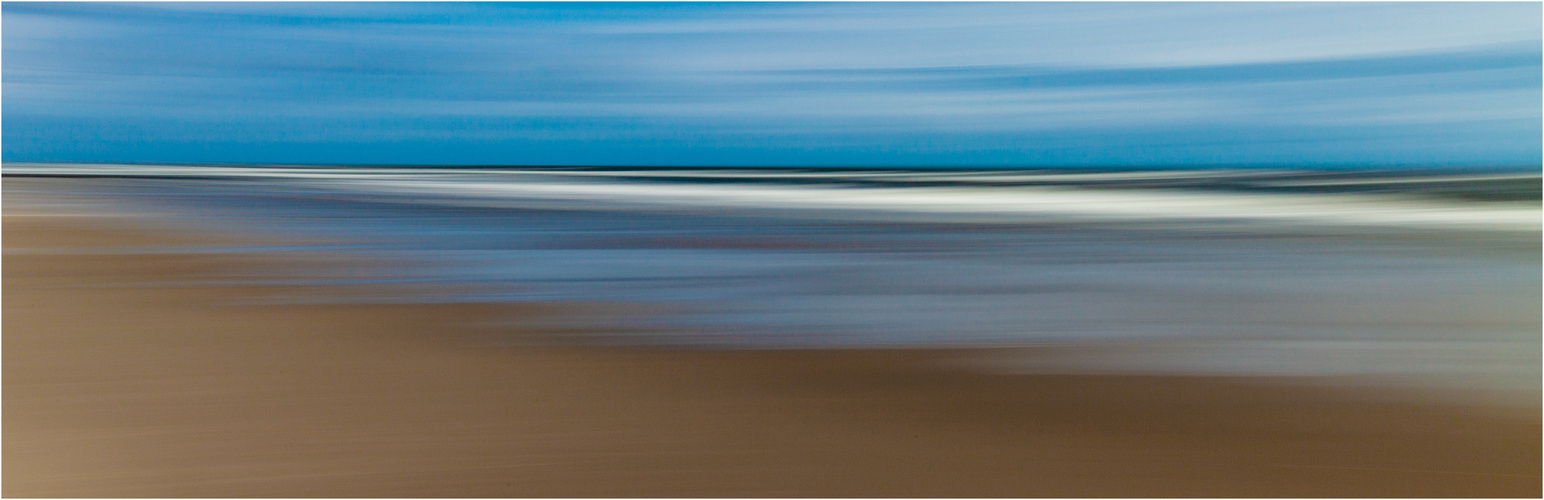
[7,164,1537,231]
[332,177,1540,231]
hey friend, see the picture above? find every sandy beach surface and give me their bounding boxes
[4,183,1540,497]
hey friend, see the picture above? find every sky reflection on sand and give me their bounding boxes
[5,169,1538,404]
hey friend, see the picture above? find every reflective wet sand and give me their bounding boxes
[4,178,1539,496]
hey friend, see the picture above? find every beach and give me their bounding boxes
[4,177,1539,497]
[8,2,1542,496]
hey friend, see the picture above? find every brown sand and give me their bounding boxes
[4,197,1540,496]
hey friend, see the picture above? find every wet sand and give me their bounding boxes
[4,192,1540,496]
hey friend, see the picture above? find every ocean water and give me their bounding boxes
[7,165,1539,400]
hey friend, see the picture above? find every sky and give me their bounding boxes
[4,2,1541,168]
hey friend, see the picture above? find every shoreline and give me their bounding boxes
[5,166,1539,233]
[4,182,1540,497]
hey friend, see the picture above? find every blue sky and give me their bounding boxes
[4,2,1540,168]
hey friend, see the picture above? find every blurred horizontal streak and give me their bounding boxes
[1268,464,1541,479]
[7,164,1538,231]
[754,44,1544,89]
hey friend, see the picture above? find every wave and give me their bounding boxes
[6,163,1539,232]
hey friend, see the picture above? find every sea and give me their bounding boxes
[6,164,1540,403]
